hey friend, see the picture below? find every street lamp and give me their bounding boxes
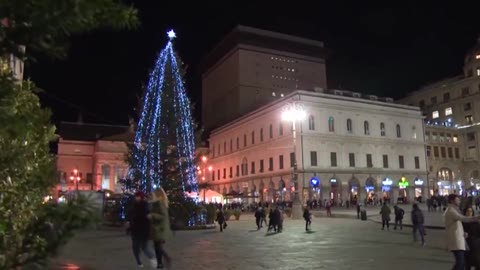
[281,103,306,219]
[70,169,81,191]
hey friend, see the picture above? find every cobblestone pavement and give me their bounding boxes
[53,216,453,270]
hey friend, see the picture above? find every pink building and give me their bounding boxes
[55,121,133,196]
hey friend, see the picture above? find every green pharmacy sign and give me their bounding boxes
[398,177,409,189]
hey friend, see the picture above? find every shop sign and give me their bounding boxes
[310,177,319,187]
[399,177,409,189]
[365,186,375,191]
[382,178,393,186]
[414,179,424,186]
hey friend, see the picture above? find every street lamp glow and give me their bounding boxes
[281,103,306,122]
[202,156,207,162]
[208,166,213,171]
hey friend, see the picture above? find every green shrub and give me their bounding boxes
[233,209,242,220]
[224,210,233,221]
[205,204,217,224]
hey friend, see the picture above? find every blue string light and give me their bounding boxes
[129,31,198,194]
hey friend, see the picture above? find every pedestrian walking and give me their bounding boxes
[274,206,283,233]
[462,207,480,269]
[379,202,391,230]
[148,188,172,269]
[356,203,361,219]
[127,191,156,268]
[216,208,226,232]
[254,206,263,230]
[411,203,425,246]
[393,205,405,230]
[267,208,279,232]
[303,208,312,231]
[444,194,480,270]
[326,201,332,217]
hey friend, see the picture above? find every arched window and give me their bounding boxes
[380,122,386,136]
[308,115,315,130]
[396,124,401,138]
[346,119,352,133]
[328,117,335,132]
[364,121,370,135]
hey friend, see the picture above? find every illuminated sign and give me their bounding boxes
[382,178,393,186]
[414,179,424,186]
[399,177,410,189]
[310,177,319,187]
[365,186,375,191]
[330,178,337,183]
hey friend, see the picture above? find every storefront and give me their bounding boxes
[365,177,376,205]
[437,181,452,195]
[349,178,360,204]
[381,178,393,202]
[330,178,341,205]
[310,176,321,201]
[414,178,424,202]
[398,177,410,204]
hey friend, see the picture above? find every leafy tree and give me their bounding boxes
[0,0,138,268]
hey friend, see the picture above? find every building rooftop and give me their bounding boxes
[57,122,131,141]
[202,25,328,74]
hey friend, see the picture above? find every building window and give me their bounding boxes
[251,131,255,144]
[290,152,295,168]
[308,115,315,130]
[399,155,404,169]
[431,96,437,105]
[236,137,239,150]
[269,124,273,139]
[464,102,472,111]
[433,146,439,157]
[328,117,335,132]
[453,135,458,143]
[347,119,353,133]
[380,122,386,136]
[466,115,474,125]
[101,164,110,189]
[455,148,460,159]
[448,147,453,158]
[445,107,452,116]
[443,92,450,102]
[244,134,247,147]
[382,155,389,168]
[241,158,248,176]
[366,154,373,168]
[251,162,255,174]
[396,124,401,138]
[432,111,439,119]
[260,160,264,172]
[229,167,233,178]
[279,122,283,135]
[236,165,239,177]
[440,147,446,158]
[349,153,355,167]
[212,145,215,158]
[230,139,233,152]
[224,141,227,153]
[217,169,220,180]
[419,100,425,109]
[467,132,476,141]
[310,151,317,166]
[212,171,215,181]
[217,144,220,156]
[260,128,264,142]
[426,146,431,157]
[462,87,470,97]
[279,155,284,169]
[223,168,226,179]
[364,121,370,135]
[330,152,337,167]
[414,156,420,169]
[269,157,273,171]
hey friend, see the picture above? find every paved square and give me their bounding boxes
[54,216,453,270]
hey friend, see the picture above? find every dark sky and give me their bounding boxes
[28,2,480,126]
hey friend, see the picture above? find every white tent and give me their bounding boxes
[199,189,224,203]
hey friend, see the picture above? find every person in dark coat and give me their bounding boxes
[268,208,279,232]
[463,207,480,269]
[393,205,405,230]
[255,207,263,230]
[216,209,226,232]
[411,203,425,246]
[274,207,283,233]
[303,208,312,231]
[148,188,172,269]
[356,203,361,219]
[379,202,391,230]
[127,191,156,268]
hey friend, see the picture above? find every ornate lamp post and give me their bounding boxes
[281,103,306,219]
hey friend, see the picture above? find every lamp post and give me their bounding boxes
[281,103,306,219]
[70,169,81,191]
[197,156,209,202]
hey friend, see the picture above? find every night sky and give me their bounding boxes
[28,2,480,126]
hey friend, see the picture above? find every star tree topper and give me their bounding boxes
[167,29,176,40]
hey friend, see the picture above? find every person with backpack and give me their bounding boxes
[393,205,405,230]
[303,208,312,231]
[411,203,426,246]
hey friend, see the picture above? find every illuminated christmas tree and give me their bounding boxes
[127,30,198,198]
